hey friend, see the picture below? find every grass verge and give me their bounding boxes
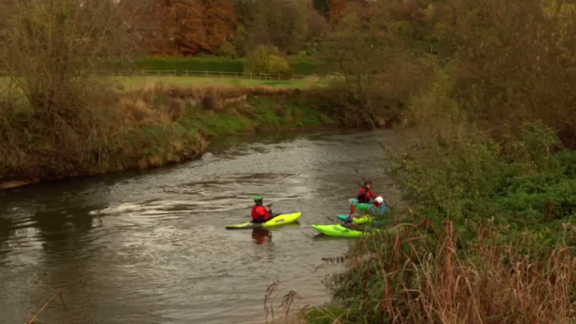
[119,75,329,90]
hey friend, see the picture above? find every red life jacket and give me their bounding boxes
[357,188,376,203]
[252,205,271,221]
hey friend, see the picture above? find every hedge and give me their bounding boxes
[123,56,325,75]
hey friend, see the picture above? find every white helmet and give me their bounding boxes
[375,196,384,204]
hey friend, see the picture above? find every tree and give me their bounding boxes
[118,0,173,55]
[0,0,134,169]
[170,0,207,55]
[204,0,237,53]
[242,0,323,54]
[329,0,347,22]
[320,0,429,127]
[313,0,332,18]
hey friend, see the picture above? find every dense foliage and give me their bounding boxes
[301,0,576,322]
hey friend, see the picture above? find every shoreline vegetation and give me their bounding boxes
[289,0,576,322]
[0,82,345,189]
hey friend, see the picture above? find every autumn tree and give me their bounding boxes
[118,0,170,54]
[170,0,207,55]
[428,0,576,145]
[329,0,347,22]
[204,0,237,53]
[240,0,326,54]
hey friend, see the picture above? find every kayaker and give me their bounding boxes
[357,180,376,203]
[368,196,387,215]
[251,195,273,223]
[346,196,386,223]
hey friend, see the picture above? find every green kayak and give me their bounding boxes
[349,198,373,211]
[313,223,400,238]
[336,214,372,225]
[311,224,366,237]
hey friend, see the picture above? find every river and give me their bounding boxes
[0,129,395,324]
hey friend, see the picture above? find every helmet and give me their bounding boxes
[375,196,384,204]
[254,195,263,202]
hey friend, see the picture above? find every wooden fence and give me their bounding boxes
[99,70,318,81]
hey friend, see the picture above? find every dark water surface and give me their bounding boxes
[0,130,395,324]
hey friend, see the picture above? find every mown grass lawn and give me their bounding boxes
[118,75,330,89]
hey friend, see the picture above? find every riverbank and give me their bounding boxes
[0,83,343,189]
[301,121,576,323]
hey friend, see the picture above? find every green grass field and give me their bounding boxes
[118,75,329,90]
[0,75,330,93]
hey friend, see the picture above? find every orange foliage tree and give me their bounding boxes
[121,0,236,55]
[329,0,347,22]
[170,0,208,55]
[204,0,237,53]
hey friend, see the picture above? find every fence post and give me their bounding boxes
[186,70,189,77]
[235,72,238,80]
[220,70,223,78]
[206,70,208,77]
[250,72,253,80]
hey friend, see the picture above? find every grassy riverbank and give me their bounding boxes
[119,75,330,90]
[0,83,340,188]
[303,121,576,323]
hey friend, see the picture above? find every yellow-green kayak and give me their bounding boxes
[225,212,302,230]
[311,224,366,237]
[336,214,372,224]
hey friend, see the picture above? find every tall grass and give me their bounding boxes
[307,220,576,324]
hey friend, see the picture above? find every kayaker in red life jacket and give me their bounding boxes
[357,180,376,203]
[251,195,273,223]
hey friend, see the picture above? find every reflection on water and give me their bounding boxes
[251,228,271,245]
[0,129,395,324]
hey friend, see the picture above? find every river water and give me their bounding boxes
[0,130,394,324]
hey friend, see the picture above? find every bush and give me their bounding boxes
[245,45,292,77]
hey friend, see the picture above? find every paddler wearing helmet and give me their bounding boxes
[357,179,376,203]
[369,196,387,215]
[251,195,273,223]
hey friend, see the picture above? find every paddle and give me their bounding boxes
[354,168,367,183]
[354,169,367,188]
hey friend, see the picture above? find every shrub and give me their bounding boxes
[246,45,292,78]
